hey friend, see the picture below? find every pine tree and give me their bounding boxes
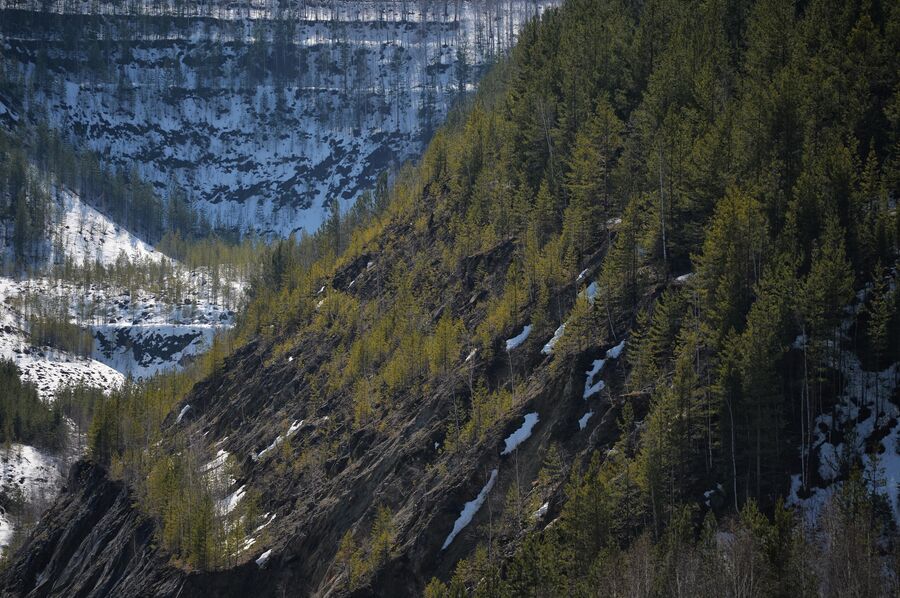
[736,255,796,503]
[426,314,464,378]
[13,189,30,266]
[369,506,395,569]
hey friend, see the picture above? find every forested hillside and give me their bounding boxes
[0,0,898,596]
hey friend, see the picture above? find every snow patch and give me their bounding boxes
[175,404,191,424]
[218,485,246,516]
[255,549,273,567]
[287,420,304,437]
[541,323,566,355]
[501,413,539,455]
[818,443,840,481]
[256,420,304,460]
[578,411,594,430]
[583,377,606,400]
[606,340,626,360]
[580,281,598,304]
[703,483,724,507]
[583,357,607,399]
[202,449,229,473]
[256,436,283,461]
[505,325,531,351]
[441,469,499,550]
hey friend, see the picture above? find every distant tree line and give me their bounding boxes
[0,360,66,451]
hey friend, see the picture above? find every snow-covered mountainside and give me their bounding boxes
[1,1,554,237]
[0,185,163,271]
[0,444,61,556]
[0,183,237,394]
[1,276,234,387]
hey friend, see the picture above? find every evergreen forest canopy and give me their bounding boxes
[7,0,899,595]
[249,0,900,592]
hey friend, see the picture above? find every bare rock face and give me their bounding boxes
[0,461,274,598]
[1,461,176,597]
[0,213,631,597]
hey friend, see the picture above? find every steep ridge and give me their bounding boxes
[1,0,898,596]
[0,205,638,596]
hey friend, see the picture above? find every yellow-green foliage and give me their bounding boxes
[552,294,604,362]
[445,383,514,453]
[381,331,428,393]
[352,378,377,427]
[145,451,259,569]
[344,307,393,386]
[334,506,397,590]
[426,314,465,378]
[312,290,360,333]
[475,291,520,350]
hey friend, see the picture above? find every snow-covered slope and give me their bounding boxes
[0,182,165,271]
[0,275,236,390]
[1,1,555,237]
[0,181,223,390]
[0,443,62,556]
[53,188,162,267]
[0,278,124,398]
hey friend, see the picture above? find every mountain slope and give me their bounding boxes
[1,0,899,596]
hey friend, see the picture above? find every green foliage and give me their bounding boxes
[0,359,66,450]
[426,314,465,378]
[693,188,768,349]
[334,506,397,590]
[432,0,899,591]
[445,383,514,454]
[628,287,688,391]
[799,215,855,342]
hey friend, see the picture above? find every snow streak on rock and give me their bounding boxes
[441,468,499,550]
[505,325,531,351]
[501,412,539,455]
